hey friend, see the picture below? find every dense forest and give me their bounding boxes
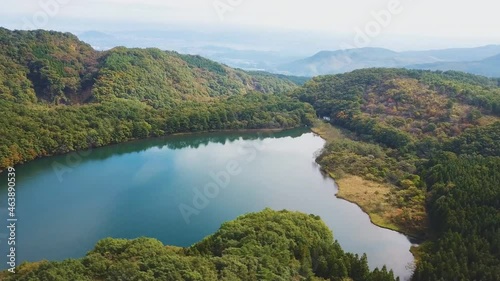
[0,209,398,281]
[413,154,500,281]
[295,68,500,280]
[0,28,315,170]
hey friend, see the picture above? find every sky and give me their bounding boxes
[1,0,500,51]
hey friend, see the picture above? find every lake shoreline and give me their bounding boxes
[0,127,299,174]
[311,121,422,241]
[334,180,421,243]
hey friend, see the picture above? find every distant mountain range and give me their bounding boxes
[276,45,500,77]
[78,30,500,78]
[409,54,500,77]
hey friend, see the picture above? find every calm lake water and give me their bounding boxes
[0,129,414,280]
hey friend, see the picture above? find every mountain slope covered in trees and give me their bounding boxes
[0,209,398,281]
[0,28,315,170]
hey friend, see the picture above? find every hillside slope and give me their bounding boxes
[297,69,499,143]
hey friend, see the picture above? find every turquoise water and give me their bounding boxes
[0,129,414,280]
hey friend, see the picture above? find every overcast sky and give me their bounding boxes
[2,0,500,50]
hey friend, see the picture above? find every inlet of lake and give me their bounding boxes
[0,129,415,280]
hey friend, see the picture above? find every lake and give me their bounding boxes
[0,129,414,280]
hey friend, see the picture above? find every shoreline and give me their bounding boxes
[334,183,420,241]
[311,121,421,241]
[323,167,419,239]
[335,192,400,233]
[0,127,299,174]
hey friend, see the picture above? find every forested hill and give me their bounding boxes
[0,28,315,170]
[0,209,398,281]
[295,68,500,280]
[0,28,301,104]
[296,68,500,143]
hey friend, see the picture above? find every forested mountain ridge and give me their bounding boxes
[295,68,500,280]
[0,28,315,170]
[0,28,299,105]
[0,209,398,281]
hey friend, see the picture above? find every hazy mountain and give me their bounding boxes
[79,30,114,40]
[278,45,500,77]
[183,45,301,71]
[403,45,500,62]
[277,47,439,76]
[410,54,500,77]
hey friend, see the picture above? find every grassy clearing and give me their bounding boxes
[335,175,401,232]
